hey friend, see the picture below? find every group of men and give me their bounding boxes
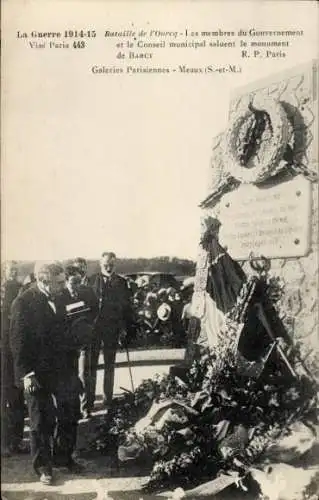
[1,252,133,485]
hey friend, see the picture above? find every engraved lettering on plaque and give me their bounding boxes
[218,176,312,260]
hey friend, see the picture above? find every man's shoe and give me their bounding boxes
[39,472,53,485]
[67,459,85,474]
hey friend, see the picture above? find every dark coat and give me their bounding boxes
[9,286,65,388]
[56,286,99,352]
[1,279,22,341]
[78,284,99,324]
[91,273,132,332]
[1,279,22,390]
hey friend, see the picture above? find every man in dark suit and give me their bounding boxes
[89,252,133,410]
[72,257,90,287]
[10,261,78,485]
[1,260,24,456]
[58,264,98,420]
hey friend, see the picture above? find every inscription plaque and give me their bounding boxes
[218,176,312,260]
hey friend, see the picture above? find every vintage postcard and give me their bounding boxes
[1,1,318,499]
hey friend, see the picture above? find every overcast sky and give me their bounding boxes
[2,1,318,261]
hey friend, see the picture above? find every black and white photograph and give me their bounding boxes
[1,1,319,499]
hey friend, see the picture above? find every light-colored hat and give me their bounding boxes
[181,277,195,290]
[157,302,171,322]
[144,308,153,320]
[135,275,150,288]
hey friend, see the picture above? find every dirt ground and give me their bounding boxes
[1,354,180,500]
[4,405,318,500]
[2,353,319,500]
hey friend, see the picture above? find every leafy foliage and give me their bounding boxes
[92,343,317,491]
[92,272,318,493]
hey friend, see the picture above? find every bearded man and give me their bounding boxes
[90,252,133,410]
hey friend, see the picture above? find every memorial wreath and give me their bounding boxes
[92,271,318,497]
[224,96,292,184]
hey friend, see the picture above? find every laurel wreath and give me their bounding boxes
[224,96,293,184]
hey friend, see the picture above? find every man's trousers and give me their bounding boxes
[80,325,120,412]
[1,346,25,451]
[26,375,80,476]
[26,388,56,476]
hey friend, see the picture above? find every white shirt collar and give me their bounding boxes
[37,283,56,313]
[37,282,50,298]
[102,271,114,279]
[66,284,79,298]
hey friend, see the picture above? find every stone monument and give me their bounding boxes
[196,61,318,369]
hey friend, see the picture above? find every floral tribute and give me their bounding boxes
[92,272,318,496]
